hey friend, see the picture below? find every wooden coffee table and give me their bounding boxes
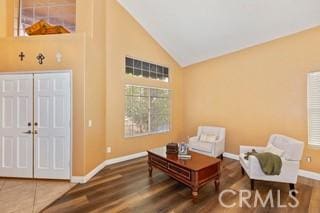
[147,147,221,201]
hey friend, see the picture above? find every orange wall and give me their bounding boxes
[183,27,320,173]
[0,0,107,176]
[0,0,184,176]
[0,0,6,37]
[83,0,106,173]
[0,34,87,176]
[105,0,184,159]
[1,0,319,177]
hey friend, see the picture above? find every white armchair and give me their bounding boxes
[239,134,304,191]
[188,126,225,159]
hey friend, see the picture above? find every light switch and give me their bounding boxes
[306,156,312,163]
[106,147,111,153]
[88,120,93,127]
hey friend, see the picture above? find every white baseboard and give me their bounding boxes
[223,152,239,160]
[71,159,107,184]
[223,152,320,181]
[71,151,147,184]
[104,151,147,166]
[298,169,320,181]
[72,151,320,183]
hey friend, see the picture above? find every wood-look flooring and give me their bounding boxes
[43,157,320,213]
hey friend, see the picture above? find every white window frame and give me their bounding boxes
[124,84,171,138]
[16,0,76,36]
[125,56,170,83]
[307,72,320,148]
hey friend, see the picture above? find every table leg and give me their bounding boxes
[148,164,153,177]
[192,189,198,202]
[214,179,220,191]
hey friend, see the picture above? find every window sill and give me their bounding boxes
[308,144,320,150]
[8,33,85,40]
[124,130,170,139]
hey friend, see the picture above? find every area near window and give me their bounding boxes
[307,72,320,147]
[125,57,169,82]
[15,0,76,36]
[125,85,170,137]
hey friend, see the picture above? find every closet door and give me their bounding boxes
[34,73,71,179]
[0,74,33,178]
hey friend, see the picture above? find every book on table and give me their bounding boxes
[178,154,191,159]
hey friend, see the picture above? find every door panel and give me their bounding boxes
[0,75,33,178]
[34,73,71,179]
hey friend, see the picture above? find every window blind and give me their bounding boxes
[308,72,320,146]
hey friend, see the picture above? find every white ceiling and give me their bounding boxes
[117,0,320,67]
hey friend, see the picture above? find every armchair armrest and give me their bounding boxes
[248,155,261,173]
[212,137,225,157]
[214,137,225,144]
[240,145,265,154]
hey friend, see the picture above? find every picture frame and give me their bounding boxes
[178,143,188,155]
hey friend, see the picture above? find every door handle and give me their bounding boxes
[22,130,32,134]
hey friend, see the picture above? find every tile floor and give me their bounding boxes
[0,178,75,213]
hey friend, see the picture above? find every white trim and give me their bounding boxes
[71,151,147,184]
[71,151,320,184]
[0,70,73,75]
[223,152,239,160]
[0,71,73,180]
[125,55,171,73]
[124,85,170,138]
[223,152,320,181]
[71,159,106,184]
[298,169,320,181]
[104,151,147,166]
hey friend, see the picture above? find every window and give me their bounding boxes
[125,85,170,137]
[308,72,320,147]
[16,0,76,36]
[125,57,169,82]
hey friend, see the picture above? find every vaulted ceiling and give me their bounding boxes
[117,0,320,67]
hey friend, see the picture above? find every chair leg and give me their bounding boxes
[250,179,255,190]
[241,167,245,175]
[289,184,296,196]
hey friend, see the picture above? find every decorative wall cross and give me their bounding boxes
[19,52,25,61]
[56,52,63,63]
[36,53,45,65]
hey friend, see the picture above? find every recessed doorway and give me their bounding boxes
[0,72,71,180]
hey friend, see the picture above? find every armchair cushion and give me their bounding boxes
[188,140,213,153]
[199,134,217,143]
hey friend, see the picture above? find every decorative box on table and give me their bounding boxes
[166,143,178,154]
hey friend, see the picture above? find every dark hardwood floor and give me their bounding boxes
[43,157,320,213]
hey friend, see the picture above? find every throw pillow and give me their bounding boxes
[199,134,217,142]
[205,134,217,142]
[199,134,207,141]
[264,144,285,157]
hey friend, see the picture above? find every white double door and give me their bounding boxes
[0,73,71,179]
